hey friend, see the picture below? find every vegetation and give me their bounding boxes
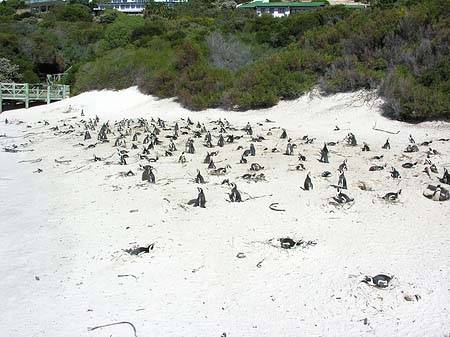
[0,0,448,121]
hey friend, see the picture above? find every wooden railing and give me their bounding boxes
[0,82,70,112]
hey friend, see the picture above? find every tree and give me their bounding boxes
[0,58,23,82]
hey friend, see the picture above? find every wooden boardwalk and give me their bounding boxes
[0,82,70,113]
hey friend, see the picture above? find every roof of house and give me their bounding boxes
[238,1,326,8]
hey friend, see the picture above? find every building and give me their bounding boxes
[237,1,326,17]
[94,0,187,14]
[237,0,366,17]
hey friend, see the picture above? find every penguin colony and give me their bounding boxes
[22,113,450,208]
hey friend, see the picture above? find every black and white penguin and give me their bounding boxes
[333,188,354,204]
[321,171,332,178]
[208,159,216,170]
[245,122,253,136]
[249,143,256,156]
[304,172,313,191]
[84,130,91,140]
[194,188,206,208]
[390,167,401,179]
[280,238,296,249]
[195,170,205,184]
[178,152,186,163]
[217,134,225,147]
[204,152,211,164]
[280,129,287,139]
[229,183,242,202]
[402,162,417,169]
[338,159,348,172]
[409,134,415,144]
[250,163,264,171]
[382,189,401,201]
[142,165,155,183]
[240,155,247,164]
[285,141,294,156]
[337,170,347,189]
[439,168,450,185]
[346,133,357,146]
[362,274,393,288]
[382,138,391,149]
[319,143,329,163]
[362,143,370,152]
[169,139,177,152]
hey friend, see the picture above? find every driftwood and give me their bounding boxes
[118,274,138,280]
[269,202,285,212]
[87,321,138,337]
[372,122,400,135]
[55,158,72,164]
[18,158,42,163]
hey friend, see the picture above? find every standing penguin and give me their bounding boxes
[304,172,313,191]
[169,139,177,152]
[218,134,225,147]
[338,170,347,189]
[229,183,242,202]
[285,141,294,156]
[195,170,205,184]
[204,152,211,164]
[142,165,155,183]
[208,159,216,170]
[84,130,91,140]
[280,129,287,139]
[338,159,348,172]
[249,143,256,156]
[196,188,206,208]
[382,138,391,149]
[319,143,329,163]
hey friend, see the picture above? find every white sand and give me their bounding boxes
[1,87,449,337]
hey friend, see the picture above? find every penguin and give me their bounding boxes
[423,166,431,178]
[319,143,329,163]
[382,139,391,150]
[439,168,450,185]
[169,139,177,152]
[362,274,393,288]
[217,134,225,147]
[250,163,264,171]
[226,134,235,143]
[382,189,401,201]
[142,165,155,183]
[132,133,138,142]
[285,142,294,156]
[208,159,216,170]
[369,165,385,171]
[333,188,354,204]
[402,162,417,169]
[204,152,211,164]
[280,238,296,249]
[249,143,256,156]
[296,163,306,171]
[303,172,313,191]
[205,131,212,143]
[390,167,401,179]
[178,152,186,164]
[280,129,287,139]
[321,171,332,178]
[362,143,370,152]
[405,144,419,153]
[409,134,415,144]
[84,130,91,140]
[298,153,306,162]
[337,170,347,189]
[338,159,348,172]
[240,155,247,164]
[196,188,206,208]
[195,170,205,184]
[229,183,242,202]
[245,122,253,136]
[346,133,357,146]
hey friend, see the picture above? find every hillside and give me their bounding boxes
[0,0,449,118]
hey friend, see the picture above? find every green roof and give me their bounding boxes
[239,1,326,8]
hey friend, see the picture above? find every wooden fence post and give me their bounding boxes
[25,83,29,109]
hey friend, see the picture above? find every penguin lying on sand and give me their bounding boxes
[362,274,393,288]
[187,187,206,208]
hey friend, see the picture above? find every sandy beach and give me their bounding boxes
[1,87,449,337]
